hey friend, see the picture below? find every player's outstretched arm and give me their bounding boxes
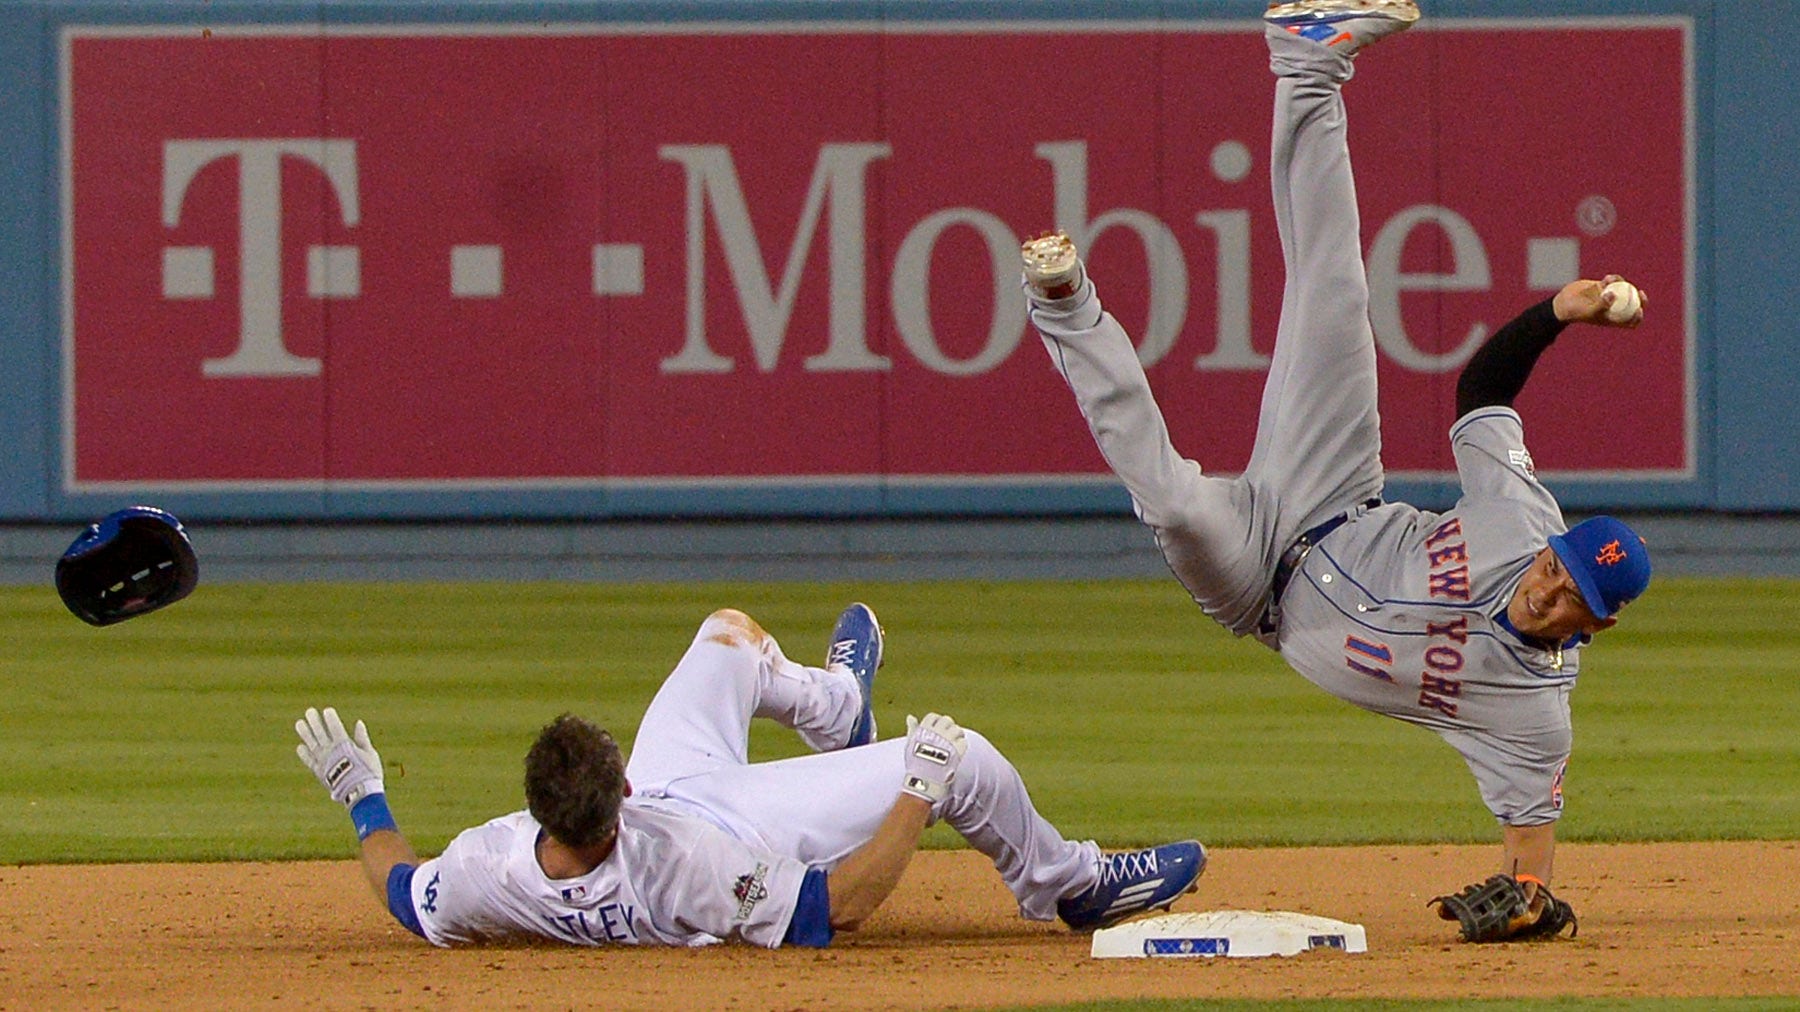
[1428,822,1576,942]
[295,707,423,923]
[1454,275,1647,417]
[825,713,969,931]
[826,795,931,931]
[356,826,421,904]
[1502,821,1556,897]
[1431,821,1576,943]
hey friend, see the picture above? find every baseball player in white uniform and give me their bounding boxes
[297,604,1205,947]
[1020,0,1652,938]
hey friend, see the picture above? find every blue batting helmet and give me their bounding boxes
[55,506,199,626]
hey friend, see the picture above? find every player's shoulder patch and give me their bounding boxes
[1507,446,1537,477]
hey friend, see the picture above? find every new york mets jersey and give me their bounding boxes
[1275,407,1576,826]
[407,801,811,948]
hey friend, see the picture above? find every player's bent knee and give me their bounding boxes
[699,608,771,652]
[947,729,1003,800]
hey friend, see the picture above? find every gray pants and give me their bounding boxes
[1027,27,1386,641]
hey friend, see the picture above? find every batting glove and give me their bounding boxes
[295,706,386,808]
[901,712,968,804]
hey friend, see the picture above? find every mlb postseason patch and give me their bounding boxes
[733,863,770,918]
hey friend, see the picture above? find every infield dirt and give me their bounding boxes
[2,841,1796,1010]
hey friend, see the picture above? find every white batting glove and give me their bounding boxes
[295,706,385,808]
[901,712,968,804]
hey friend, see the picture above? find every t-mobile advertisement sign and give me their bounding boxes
[62,20,1692,492]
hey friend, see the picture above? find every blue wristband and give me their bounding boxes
[350,793,398,841]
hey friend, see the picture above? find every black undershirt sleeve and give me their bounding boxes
[1454,298,1571,418]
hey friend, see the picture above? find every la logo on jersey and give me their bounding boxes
[734,863,770,919]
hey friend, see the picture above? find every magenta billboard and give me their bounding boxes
[62,20,1692,493]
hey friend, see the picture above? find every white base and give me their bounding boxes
[1090,910,1368,959]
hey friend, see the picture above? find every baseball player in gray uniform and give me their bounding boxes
[1021,0,1651,940]
[297,604,1204,947]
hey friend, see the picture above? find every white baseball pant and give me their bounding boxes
[624,609,1101,921]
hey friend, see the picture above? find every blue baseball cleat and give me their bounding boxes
[826,603,883,748]
[1264,0,1420,56]
[1057,841,1208,932]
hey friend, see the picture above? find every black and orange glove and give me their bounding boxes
[1428,874,1578,942]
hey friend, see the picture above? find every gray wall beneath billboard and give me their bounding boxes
[5,514,1797,586]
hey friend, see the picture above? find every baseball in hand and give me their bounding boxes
[1602,280,1642,323]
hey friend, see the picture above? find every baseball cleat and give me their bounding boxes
[1057,840,1207,932]
[827,602,883,748]
[1264,0,1420,55]
[1021,231,1084,300]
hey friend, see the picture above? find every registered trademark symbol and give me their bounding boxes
[1576,195,1617,237]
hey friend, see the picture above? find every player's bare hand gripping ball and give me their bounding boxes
[1553,274,1646,328]
[901,713,968,803]
[296,707,386,807]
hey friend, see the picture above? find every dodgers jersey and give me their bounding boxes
[1276,407,1576,826]
[408,800,812,948]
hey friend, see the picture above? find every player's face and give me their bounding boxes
[1506,547,1618,642]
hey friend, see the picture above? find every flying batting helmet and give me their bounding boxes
[55,506,199,626]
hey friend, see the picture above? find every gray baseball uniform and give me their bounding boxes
[1026,27,1574,827]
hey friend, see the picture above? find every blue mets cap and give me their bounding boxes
[55,506,199,626]
[1547,516,1651,620]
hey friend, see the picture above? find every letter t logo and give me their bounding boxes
[162,139,359,377]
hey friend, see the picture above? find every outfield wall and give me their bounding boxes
[1,0,1794,524]
[6,513,1800,585]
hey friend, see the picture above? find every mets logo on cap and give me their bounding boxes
[1547,517,1653,619]
[1594,540,1629,566]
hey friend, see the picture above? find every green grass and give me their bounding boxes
[1,576,1797,863]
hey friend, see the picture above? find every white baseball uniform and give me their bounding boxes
[397,610,1102,947]
[1026,28,1577,827]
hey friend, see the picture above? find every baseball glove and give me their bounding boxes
[1428,874,1578,942]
